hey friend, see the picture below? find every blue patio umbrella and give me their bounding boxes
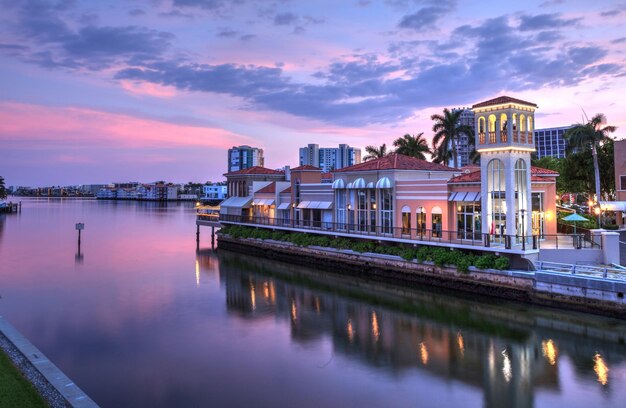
[562,213,588,234]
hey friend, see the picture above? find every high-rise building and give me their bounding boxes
[299,144,361,172]
[228,145,264,173]
[533,126,573,159]
[446,108,475,168]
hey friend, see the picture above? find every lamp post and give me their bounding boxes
[520,209,526,251]
[594,205,601,229]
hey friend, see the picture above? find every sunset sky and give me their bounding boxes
[1,0,625,186]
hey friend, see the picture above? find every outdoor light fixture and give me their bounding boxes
[594,207,601,216]
[546,211,553,221]
[372,203,377,210]
[347,204,352,210]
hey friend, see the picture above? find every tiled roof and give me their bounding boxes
[224,166,285,176]
[291,165,321,171]
[448,166,558,184]
[532,166,559,175]
[472,96,538,109]
[321,173,333,179]
[333,153,457,173]
[257,182,276,193]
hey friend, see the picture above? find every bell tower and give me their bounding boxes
[472,96,537,247]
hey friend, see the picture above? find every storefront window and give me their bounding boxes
[401,206,411,235]
[380,189,393,234]
[432,206,442,238]
[456,202,481,240]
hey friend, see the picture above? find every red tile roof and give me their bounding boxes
[472,96,538,109]
[333,153,457,173]
[532,166,559,175]
[224,166,285,176]
[257,182,276,193]
[291,165,321,171]
[448,166,558,184]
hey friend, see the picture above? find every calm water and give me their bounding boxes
[1,199,626,408]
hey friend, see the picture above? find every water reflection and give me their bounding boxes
[219,251,626,408]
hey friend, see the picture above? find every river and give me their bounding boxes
[1,198,625,407]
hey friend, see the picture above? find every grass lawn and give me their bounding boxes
[0,350,48,407]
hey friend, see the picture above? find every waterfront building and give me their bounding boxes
[601,139,626,225]
[228,145,264,173]
[203,185,228,200]
[220,166,286,216]
[299,144,362,172]
[533,126,573,159]
[221,96,562,255]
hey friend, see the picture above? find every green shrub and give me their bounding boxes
[416,246,433,262]
[602,223,619,230]
[456,257,472,274]
[475,255,497,270]
[351,241,376,253]
[400,248,416,261]
[494,257,510,270]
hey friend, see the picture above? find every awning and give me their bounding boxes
[297,201,333,209]
[376,177,391,189]
[449,191,479,202]
[351,178,366,189]
[332,179,345,189]
[277,202,291,210]
[253,198,275,206]
[600,201,626,211]
[220,196,252,208]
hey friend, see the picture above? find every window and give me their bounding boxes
[457,201,481,240]
[432,206,442,238]
[487,159,506,242]
[335,190,346,228]
[401,206,411,235]
[380,189,393,234]
[621,175,626,190]
[515,159,528,237]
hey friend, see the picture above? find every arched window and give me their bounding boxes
[500,113,508,143]
[416,207,426,235]
[478,117,486,144]
[527,116,534,144]
[380,188,393,234]
[488,114,497,143]
[515,159,528,237]
[401,205,411,235]
[487,159,506,242]
[431,206,442,238]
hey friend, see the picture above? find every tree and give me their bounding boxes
[431,109,475,168]
[0,176,7,199]
[563,113,617,201]
[531,156,566,194]
[392,133,431,160]
[561,138,615,200]
[363,144,390,161]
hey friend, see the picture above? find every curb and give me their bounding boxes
[0,316,99,407]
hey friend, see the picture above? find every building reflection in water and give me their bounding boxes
[194,248,220,286]
[218,251,626,407]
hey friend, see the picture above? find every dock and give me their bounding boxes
[195,205,221,247]
[0,201,21,214]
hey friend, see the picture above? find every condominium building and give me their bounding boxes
[228,145,264,173]
[447,108,475,168]
[299,144,361,172]
[533,126,573,159]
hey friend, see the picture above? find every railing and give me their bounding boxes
[536,261,625,281]
[536,233,601,249]
[479,132,486,144]
[220,214,545,250]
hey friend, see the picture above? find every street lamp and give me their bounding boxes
[520,209,526,250]
[594,205,601,228]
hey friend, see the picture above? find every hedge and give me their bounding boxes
[219,225,512,273]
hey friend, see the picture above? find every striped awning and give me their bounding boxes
[351,178,366,189]
[376,177,391,189]
[276,202,291,210]
[332,179,345,189]
[220,196,252,208]
[297,201,333,209]
[449,191,480,202]
[253,198,275,206]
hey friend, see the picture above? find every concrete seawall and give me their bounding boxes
[218,236,626,318]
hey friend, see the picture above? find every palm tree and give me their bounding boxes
[393,133,431,160]
[0,176,6,199]
[564,113,617,201]
[363,144,390,161]
[431,109,475,168]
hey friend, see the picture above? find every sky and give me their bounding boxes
[1,0,625,186]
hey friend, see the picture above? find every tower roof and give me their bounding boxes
[472,96,537,109]
[333,153,456,173]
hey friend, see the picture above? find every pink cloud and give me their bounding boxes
[119,80,178,98]
[0,102,253,149]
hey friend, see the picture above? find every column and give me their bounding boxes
[504,155,516,240]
